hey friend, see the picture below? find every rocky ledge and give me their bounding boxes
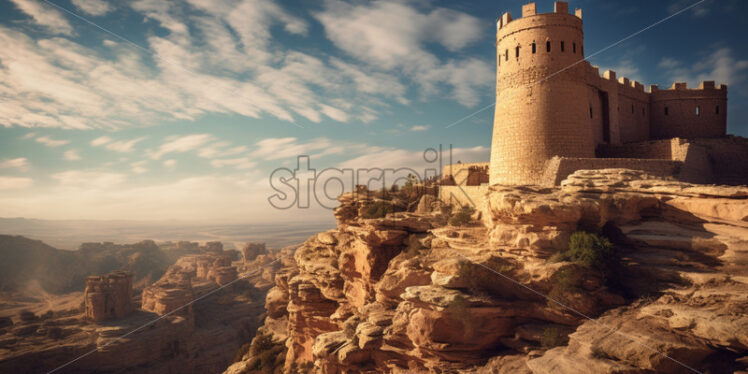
[227,169,748,373]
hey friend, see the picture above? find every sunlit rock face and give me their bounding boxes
[0,242,282,374]
[228,170,748,374]
[84,270,135,322]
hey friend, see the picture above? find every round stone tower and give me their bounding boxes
[489,2,595,185]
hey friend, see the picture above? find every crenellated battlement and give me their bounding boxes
[598,68,726,95]
[497,1,581,30]
[489,1,728,186]
[649,81,728,92]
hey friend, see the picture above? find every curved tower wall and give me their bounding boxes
[489,2,595,185]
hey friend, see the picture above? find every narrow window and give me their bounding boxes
[631,104,634,113]
[664,106,669,116]
[561,41,565,52]
[505,50,508,61]
[573,42,576,53]
[589,106,593,118]
[546,41,551,52]
[581,46,584,55]
[716,105,720,114]
[696,105,700,116]
[532,42,536,54]
[515,46,520,58]
[642,108,645,116]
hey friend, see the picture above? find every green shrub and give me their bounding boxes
[448,205,475,226]
[566,231,613,271]
[547,267,585,308]
[361,201,395,219]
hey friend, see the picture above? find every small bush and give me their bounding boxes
[547,267,585,309]
[449,205,475,226]
[566,231,613,271]
[361,201,395,219]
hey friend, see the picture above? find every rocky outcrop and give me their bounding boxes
[84,271,134,322]
[229,170,748,373]
[242,242,268,262]
[0,242,280,374]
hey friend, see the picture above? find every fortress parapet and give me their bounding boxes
[487,1,729,187]
[649,81,727,139]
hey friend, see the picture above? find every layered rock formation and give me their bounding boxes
[228,169,748,373]
[0,242,280,374]
[84,271,135,322]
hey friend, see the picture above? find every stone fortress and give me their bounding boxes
[441,1,748,207]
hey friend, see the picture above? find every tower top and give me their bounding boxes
[497,1,582,30]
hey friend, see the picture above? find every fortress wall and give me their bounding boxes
[597,138,680,160]
[439,185,488,210]
[650,82,727,139]
[616,79,650,143]
[442,162,490,186]
[491,2,593,185]
[588,68,651,145]
[541,156,681,186]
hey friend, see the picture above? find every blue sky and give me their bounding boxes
[0,0,746,223]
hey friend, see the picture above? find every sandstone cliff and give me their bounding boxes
[226,169,748,373]
[0,244,283,373]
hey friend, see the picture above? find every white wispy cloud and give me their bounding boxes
[659,47,748,91]
[250,137,359,161]
[90,136,112,146]
[35,135,69,147]
[63,150,81,160]
[0,0,491,130]
[315,0,492,106]
[52,170,126,188]
[410,125,429,131]
[0,157,29,170]
[71,0,113,16]
[210,157,257,170]
[103,136,147,153]
[9,0,73,35]
[131,160,148,174]
[338,145,489,180]
[163,159,177,168]
[0,176,33,190]
[150,134,214,159]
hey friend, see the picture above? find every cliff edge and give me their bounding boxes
[226,169,748,373]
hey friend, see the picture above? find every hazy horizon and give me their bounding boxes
[0,216,335,250]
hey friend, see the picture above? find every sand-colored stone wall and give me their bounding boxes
[439,185,488,210]
[485,2,729,187]
[442,162,489,186]
[491,2,593,185]
[650,82,727,139]
[541,157,681,186]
